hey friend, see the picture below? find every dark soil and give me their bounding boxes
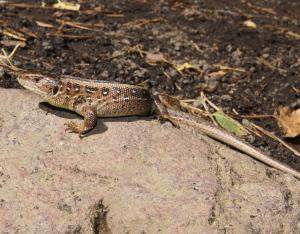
[1,0,300,170]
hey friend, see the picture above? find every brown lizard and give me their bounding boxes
[17,73,300,179]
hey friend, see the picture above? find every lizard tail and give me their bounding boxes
[166,108,300,180]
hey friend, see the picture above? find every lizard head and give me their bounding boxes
[17,73,60,99]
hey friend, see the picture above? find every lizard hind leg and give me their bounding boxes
[152,94,180,127]
[65,107,97,137]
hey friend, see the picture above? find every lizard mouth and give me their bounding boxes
[17,74,47,97]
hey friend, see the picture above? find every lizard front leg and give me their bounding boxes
[152,94,179,127]
[65,106,97,137]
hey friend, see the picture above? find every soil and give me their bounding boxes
[0,1,300,168]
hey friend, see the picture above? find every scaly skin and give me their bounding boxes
[17,73,300,179]
[17,73,153,135]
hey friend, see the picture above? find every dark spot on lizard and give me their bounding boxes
[73,83,80,92]
[66,82,72,93]
[66,82,72,88]
[74,95,86,107]
[131,89,137,95]
[132,89,150,99]
[102,87,109,96]
[131,89,146,98]
[85,85,98,94]
[52,85,59,95]
[112,87,121,94]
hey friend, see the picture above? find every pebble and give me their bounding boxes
[246,134,256,144]
[220,94,232,101]
[226,44,233,53]
[42,41,53,51]
[117,63,123,70]
[121,39,131,45]
[174,42,182,51]
[204,81,218,93]
[262,53,269,58]
[112,50,124,57]
[101,70,109,78]
[133,69,146,78]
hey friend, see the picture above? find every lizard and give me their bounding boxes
[17,73,300,179]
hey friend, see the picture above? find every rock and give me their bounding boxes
[0,89,300,233]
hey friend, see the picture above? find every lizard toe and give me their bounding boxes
[64,121,81,133]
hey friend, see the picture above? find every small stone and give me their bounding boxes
[121,39,131,45]
[249,66,256,72]
[112,50,124,58]
[226,44,233,53]
[101,70,109,78]
[168,68,178,77]
[262,53,269,58]
[42,41,53,51]
[242,118,251,127]
[133,69,146,78]
[204,81,218,93]
[220,94,232,101]
[174,42,182,51]
[126,60,138,70]
[202,63,212,72]
[117,63,123,70]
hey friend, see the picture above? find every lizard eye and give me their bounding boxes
[52,86,59,95]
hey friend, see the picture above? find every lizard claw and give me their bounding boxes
[65,121,81,134]
[64,121,87,138]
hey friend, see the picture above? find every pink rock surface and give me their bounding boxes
[0,89,299,233]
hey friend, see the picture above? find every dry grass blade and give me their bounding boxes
[200,92,217,125]
[249,122,300,157]
[179,100,208,117]
[239,114,274,119]
[264,25,300,40]
[214,64,247,73]
[56,19,104,31]
[292,86,300,94]
[36,21,54,28]
[123,18,162,28]
[3,27,26,41]
[0,43,21,71]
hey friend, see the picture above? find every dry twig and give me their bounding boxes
[0,43,21,71]
[249,122,300,157]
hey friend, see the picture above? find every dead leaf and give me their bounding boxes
[276,106,300,138]
[145,52,166,64]
[243,20,257,29]
[173,62,202,73]
[53,0,80,11]
[207,70,227,79]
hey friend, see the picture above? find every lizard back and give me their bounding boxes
[58,76,153,117]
